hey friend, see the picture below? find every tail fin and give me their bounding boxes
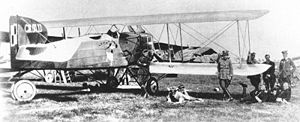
[9,16,48,69]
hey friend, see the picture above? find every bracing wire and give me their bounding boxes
[142,25,166,50]
[121,25,126,32]
[182,23,212,45]
[85,25,92,35]
[67,27,73,37]
[182,22,235,46]
[202,22,236,47]
[174,22,239,57]
[242,21,249,59]
[169,24,178,45]
[173,24,205,44]
[92,26,99,34]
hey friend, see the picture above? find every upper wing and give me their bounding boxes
[42,10,269,28]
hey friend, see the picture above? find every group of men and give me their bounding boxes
[217,50,296,103]
[166,50,296,104]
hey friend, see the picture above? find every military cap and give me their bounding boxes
[222,50,229,56]
[281,50,288,54]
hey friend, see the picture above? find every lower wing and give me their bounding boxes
[150,62,270,76]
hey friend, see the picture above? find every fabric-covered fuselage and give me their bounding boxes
[13,34,128,70]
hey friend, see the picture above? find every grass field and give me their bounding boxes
[1,74,300,121]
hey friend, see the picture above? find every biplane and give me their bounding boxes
[0,10,271,102]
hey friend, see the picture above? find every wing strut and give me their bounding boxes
[179,23,184,62]
[166,23,171,62]
[247,20,251,53]
[236,20,242,66]
[62,27,66,39]
[78,27,81,37]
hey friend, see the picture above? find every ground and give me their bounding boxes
[1,74,300,121]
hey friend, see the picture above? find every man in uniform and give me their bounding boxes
[249,84,278,103]
[217,50,233,101]
[276,82,291,102]
[262,54,276,91]
[279,50,296,85]
[137,49,154,97]
[278,50,296,101]
[247,52,261,91]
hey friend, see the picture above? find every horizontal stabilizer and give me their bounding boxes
[149,62,270,76]
[16,39,81,62]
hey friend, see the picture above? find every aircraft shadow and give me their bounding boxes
[34,85,143,102]
[154,91,243,100]
[36,84,85,91]
[2,83,244,102]
[35,92,83,102]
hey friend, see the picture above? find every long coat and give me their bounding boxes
[279,58,296,78]
[217,57,233,80]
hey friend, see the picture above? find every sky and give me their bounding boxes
[0,0,300,61]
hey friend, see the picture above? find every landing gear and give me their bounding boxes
[44,72,55,83]
[146,77,158,95]
[122,65,159,96]
[44,70,74,83]
[106,76,119,89]
[11,80,37,102]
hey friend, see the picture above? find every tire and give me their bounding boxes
[146,77,158,95]
[11,80,37,102]
[44,72,54,83]
[106,76,119,89]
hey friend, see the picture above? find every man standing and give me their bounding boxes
[137,49,154,97]
[217,50,233,101]
[278,50,296,100]
[247,52,261,91]
[262,54,276,90]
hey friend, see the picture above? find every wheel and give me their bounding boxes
[10,83,16,100]
[11,80,37,102]
[55,72,62,83]
[106,76,119,89]
[146,77,158,95]
[44,72,54,83]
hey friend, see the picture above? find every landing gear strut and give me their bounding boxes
[122,65,159,96]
